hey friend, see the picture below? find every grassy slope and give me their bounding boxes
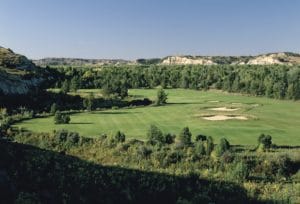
[15,89,300,145]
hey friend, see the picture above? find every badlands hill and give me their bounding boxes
[33,58,132,67]
[34,52,300,67]
[160,52,300,65]
[0,47,48,95]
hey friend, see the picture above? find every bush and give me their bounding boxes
[231,161,249,181]
[155,88,168,105]
[54,129,80,148]
[50,103,58,115]
[137,145,152,159]
[257,134,272,151]
[206,136,214,156]
[177,127,192,147]
[147,125,164,145]
[195,141,206,157]
[114,131,126,143]
[54,111,70,124]
[215,138,230,157]
[195,134,207,142]
[164,133,176,144]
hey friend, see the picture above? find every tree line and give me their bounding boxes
[54,64,300,100]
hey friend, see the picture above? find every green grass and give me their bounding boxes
[15,89,300,145]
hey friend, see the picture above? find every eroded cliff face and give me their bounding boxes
[160,52,300,66]
[0,47,44,95]
[161,56,216,65]
[246,53,288,65]
[0,72,42,95]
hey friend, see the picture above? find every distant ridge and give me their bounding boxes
[33,57,133,67]
[33,52,300,67]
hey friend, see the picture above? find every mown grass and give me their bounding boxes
[15,89,300,145]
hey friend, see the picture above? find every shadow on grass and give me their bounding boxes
[0,140,272,204]
[168,102,203,105]
[69,122,93,125]
[92,111,140,115]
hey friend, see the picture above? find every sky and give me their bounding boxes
[0,0,300,60]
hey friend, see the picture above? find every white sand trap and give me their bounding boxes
[209,107,239,111]
[202,115,248,121]
[251,104,260,107]
[208,100,220,103]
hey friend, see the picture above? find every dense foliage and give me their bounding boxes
[3,126,299,203]
[54,65,300,100]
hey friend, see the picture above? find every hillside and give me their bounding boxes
[34,52,300,67]
[161,52,300,65]
[33,57,132,67]
[0,47,47,95]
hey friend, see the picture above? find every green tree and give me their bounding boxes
[156,88,168,106]
[50,103,58,115]
[54,111,70,124]
[61,80,70,94]
[83,93,94,111]
[147,125,164,145]
[206,136,214,156]
[70,77,81,92]
[177,127,192,147]
[216,138,230,156]
[257,134,272,151]
[195,141,206,156]
[114,131,126,143]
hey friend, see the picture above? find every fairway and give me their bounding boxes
[15,89,300,145]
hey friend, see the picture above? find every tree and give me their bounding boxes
[147,125,164,145]
[177,127,192,147]
[70,77,81,92]
[50,103,58,115]
[114,131,126,143]
[216,138,230,156]
[195,134,207,142]
[83,93,94,111]
[156,88,168,106]
[54,111,70,124]
[164,133,176,144]
[206,136,214,156]
[195,141,206,156]
[61,80,70,94]
[257,134,272,151]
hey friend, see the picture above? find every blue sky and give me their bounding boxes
[0,0,300,59]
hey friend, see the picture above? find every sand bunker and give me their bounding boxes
[202,115,248,121]
[208,100,220,103]
[209,107,239,111]
[231,103,242,105]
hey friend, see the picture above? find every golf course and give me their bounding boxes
[15,89,300,145]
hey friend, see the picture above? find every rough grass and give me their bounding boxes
[14,89,300,145]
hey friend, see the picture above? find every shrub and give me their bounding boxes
[231,161,249,181]
[206,136,214,156]
[195,134,207,142]
[155,88,168,105]
[195,141,206,157]
[164,133,176,144]
[137,145,152,159]
[164,150,183,165]
[257,134,272,151]
[177,127,192,147]
[114,131,126,143]
[147,125,164,145]
[54,111,70,124]
[276,155,293,178]
[50,103,58,115]
[54,129,80,148]
[215,138,230,157]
